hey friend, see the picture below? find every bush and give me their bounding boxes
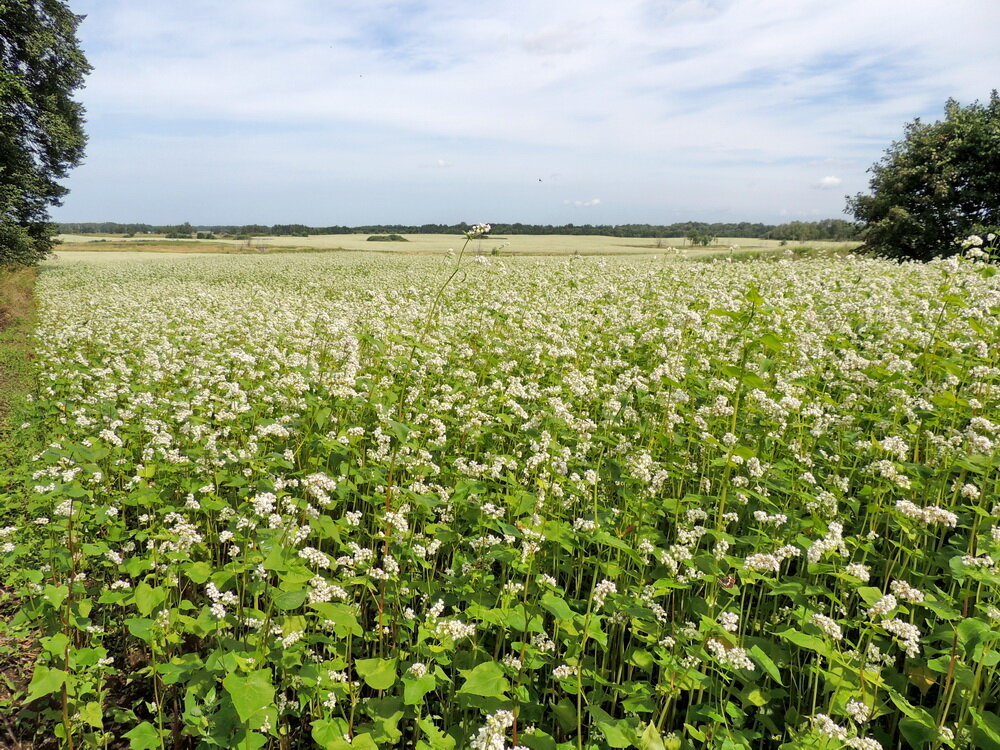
[367,234,408,242]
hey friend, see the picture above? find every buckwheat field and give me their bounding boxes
[7,246,1000,749]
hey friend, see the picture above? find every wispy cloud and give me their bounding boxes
[564,198,602,207]
[57,0,1000,224]
[814,176,843,190]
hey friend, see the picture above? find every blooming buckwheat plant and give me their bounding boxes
[3,249,998,748]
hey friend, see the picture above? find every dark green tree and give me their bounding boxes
[848,92,1000,261]
[1,0,90,265]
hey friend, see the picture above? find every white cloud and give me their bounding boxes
[564,198,602,207]
[814,176,843,189]
[56,0,1000,223]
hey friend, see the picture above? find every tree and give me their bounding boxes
[685,229,716,247]
[1,0,90,265]
[847,92,1000,261]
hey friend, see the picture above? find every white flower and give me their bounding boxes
[592,579,616,610]
[889,579,924,603]
[469,709,513,750]
[867,594,897,619]
[845,563,870,582]
[811,613,843,640]
[552,664,578,679]
[706,639,755,671]
[718,611,740,633]
[846,700,871,724]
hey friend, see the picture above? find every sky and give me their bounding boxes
[53,0,1000,227]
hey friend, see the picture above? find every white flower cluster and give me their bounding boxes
[867,594,897,619]
[469,709,515,750]
[308,576,347,604]
[206,582,237,619]
[895,500,958,527]
[811,613,843,640]
[745,544,799,573]
[807,521,847,564]
[889,579,924,603]
[753,510,788,526]
[434,619,476,641]
[552,664,578,679]
[717,611,740,633]
[592,579,616,610]
[706,638,755,671]
[810,714,883,749]
[298,546,332,568]
[845,700,871,724]
[880,618,921,657]
[845,563,870,582]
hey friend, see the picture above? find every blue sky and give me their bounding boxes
[53,0,1000,226]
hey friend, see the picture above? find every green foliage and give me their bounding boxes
[848,91,1000,261]
[685,230,716,246]
[4,251,1000,747]
[59,220,862,242]
[0,0,90,265]
[366,234,408,242]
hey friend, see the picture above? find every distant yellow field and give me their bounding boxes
[55,233,859,256]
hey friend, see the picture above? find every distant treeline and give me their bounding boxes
[57,219,860,241]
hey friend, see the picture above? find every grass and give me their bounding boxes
[0,266,42,748]
[0,266,37,432]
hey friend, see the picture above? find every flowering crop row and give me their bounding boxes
[4,250,1000,749]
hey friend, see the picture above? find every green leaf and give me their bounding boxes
[134,582,166,616]
[749,645,783,685]
[553,698,577,733]
[312,718,351,750]
[957,617,990,650]
[744,286,765,305]
[589,707,636,748]
[223,669,276,724]
[43,584,68,610]
[185,561,214,584]
[899,717,937,747]
[417,718,456,749]
[26,665,68,703]
[126,617,155,643]
[541,592,575,621]
[355,658,397,690]
[777,628,831,658]
[628,649,654,671]
[310,602,362,637]
[639,722,667,750]
[236,731,268,750]
[970,708,1000,750]
[366,696,404,743]
[78,700,103,728]
[124,721,162,750]
[272,589,307,610]
[403,673,436,705]
[40,632,69,657]
[457,661,509,698]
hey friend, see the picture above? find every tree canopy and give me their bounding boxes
[56,219,862,242]
[848,92,1000,261]
[1,0,89,265]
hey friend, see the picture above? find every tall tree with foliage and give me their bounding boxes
[1,0,89,266]
[848,92,1000,261]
